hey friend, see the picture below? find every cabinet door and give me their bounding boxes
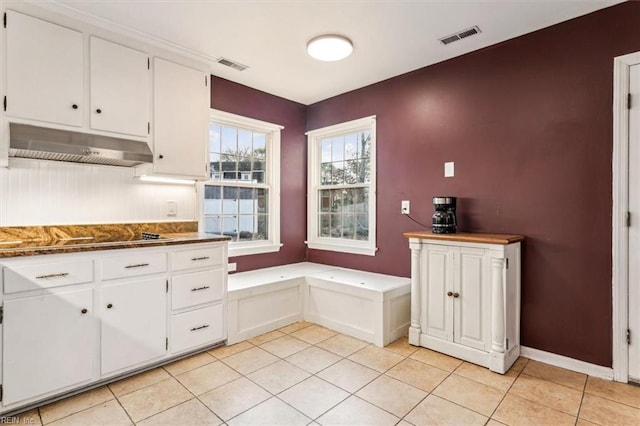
[90,37,149,137]
[6,10,83,127]
[422,245,454,341]
[2,289,94,405]
[101,278,167,375]
[454,247,491,352]
[153,58,208,178]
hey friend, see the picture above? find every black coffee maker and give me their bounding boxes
[432,196,457,234]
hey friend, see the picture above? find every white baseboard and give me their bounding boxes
[520,346,613,380]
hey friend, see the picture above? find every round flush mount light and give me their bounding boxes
[307,35,353,61]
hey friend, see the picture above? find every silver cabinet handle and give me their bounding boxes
[191,286,210,292]
[124,263,150,269]
[35,272,69,279]
[190,324,210,332]
[191,256,210,261]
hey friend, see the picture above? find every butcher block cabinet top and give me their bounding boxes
[404,231,525,245]
[0,221,231,257]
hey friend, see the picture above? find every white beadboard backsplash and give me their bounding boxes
[0,158,197,226]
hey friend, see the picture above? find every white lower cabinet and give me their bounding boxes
[0,241,227,413]
[406,233,523,374]
[101,278,167,375]
[2,289,94,406]
[172,304,224,353]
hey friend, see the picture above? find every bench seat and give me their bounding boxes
[227,262,411,346]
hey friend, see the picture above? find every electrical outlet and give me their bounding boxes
[445,161,455,177]
[401,200,410,215]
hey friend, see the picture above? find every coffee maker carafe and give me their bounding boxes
[432,196,457,234]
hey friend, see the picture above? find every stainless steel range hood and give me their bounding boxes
[9,123,153,167]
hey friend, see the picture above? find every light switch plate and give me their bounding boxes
[444,162,455,177]
[166,200,177,216]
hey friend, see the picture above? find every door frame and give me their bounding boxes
[612,51,640,383]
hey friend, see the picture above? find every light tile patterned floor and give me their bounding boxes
[8,322,640,425]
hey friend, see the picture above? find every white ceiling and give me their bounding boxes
[47,0,624,105]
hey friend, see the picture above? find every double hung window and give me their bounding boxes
[202,109,282,256]
[306,116,377,255]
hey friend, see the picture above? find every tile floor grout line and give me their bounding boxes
[128,373,203,424]
[484,359,526,422]
[38,386,117,425]
[574,374,589,425]
[398,362,455,424]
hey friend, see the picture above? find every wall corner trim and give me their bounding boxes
[520,346,613,380]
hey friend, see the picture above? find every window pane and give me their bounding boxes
[209,124,221,153]
[331,161,345,185]
[253,171,265,184]
[330,213,342,237]
[239,188,254,214]
[239,160,252,182]
[319,190,331,213]
[204,187,222,215]
[321,139,332,163]
[221,126,237,155]
[238,215,254,241]
[222,216,237,240]
[256,188,268,213]
[344,133,358,160]
[331,189,342,212]
[359,132,371,159]
[354,187,368,213]
[321,163,332,185]
[223,187,238,214]
[203,215,221,234]
[238,129,252,155]
[332,136,344,162]
[256,215,268,240]
[319,214,330,237]
[342,214,355,239]
[342,188,355,213]
[253,133,266,160]
[355,214,369,240]
[345,160,359,184]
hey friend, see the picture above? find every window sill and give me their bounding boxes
[305,240,377,256]
[229,242,282,257]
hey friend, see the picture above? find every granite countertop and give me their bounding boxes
[0,222,231,258]
[403,231,524,245]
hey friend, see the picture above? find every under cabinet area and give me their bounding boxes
[0,241,228,414]
[404,232,524,374]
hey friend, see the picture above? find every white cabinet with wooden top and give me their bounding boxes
[404,231,524,374]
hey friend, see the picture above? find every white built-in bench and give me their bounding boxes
[227,262,411,347]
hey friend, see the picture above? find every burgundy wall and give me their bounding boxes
[210,77,307,271]
[306,2,640,367]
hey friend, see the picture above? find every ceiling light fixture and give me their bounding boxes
[307,35,353,62]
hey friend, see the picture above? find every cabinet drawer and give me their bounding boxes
[3,259,94,294]
[172,269,224,310]
[171,304,224,353]
[101,252,167,280]
[172,246,223,271]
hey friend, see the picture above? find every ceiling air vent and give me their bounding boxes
[439,25,481,45]
[216,57,249,71]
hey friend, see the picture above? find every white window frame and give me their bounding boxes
[199,109,283,257]
[306,115,377,256]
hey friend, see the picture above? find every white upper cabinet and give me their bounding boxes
[5,10,83,127]
[90,37,150,137]
[153,58,209,179]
